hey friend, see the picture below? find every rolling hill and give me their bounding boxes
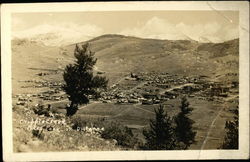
[12,34,239,95]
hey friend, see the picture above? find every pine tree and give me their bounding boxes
[142,105,177,150]
[62,43,108,116]
[221,108,238,149]
[174,96,196,149]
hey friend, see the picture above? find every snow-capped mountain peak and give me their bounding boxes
[12,23,104,46]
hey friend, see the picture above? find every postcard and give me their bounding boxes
[1,1,249,161]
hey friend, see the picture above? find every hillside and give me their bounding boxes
[12,34,239,94]
[61,34,239,84]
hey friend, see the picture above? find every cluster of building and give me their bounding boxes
[35,81,63,88]
[37,72,49,76]
[99,73,195,104]
[99,72,238,105]
[18,79,63,89]
[37,89,67,101]
[15,71,238,107]
[14,94,34,106]
[15,80,66,106]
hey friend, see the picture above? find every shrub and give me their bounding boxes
[100,121,140,149]
[70,115,140,149]
[221,108,238,149]
[42,129,119,151]
[33,104,51,117]
[32,129,45,140]
[71,115,99,129]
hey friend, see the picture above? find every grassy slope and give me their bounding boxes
[12,34,239,94]
[13,106,120,152]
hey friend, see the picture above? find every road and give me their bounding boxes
[200,94,238,150]
[78,101,100,110]
[159,83,194,95]
[133,104,155,114]
[110,76,127,88]
[109,106,132,119]
[200,106,224,150]
[126,81,147,93]
[46,99,68,105]
[224,94,239,101]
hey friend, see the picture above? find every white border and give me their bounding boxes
[1,1,249,161]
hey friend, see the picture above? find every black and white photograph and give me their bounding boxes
[1,1,249,161]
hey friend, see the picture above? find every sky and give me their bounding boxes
[12,11,239,43]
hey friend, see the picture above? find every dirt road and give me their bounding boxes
[159,83,194,95]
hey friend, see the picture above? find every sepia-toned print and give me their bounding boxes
[2,1,249,161]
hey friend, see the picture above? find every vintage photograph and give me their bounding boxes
[2,1,249,161]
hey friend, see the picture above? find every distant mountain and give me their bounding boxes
[12,32,95,47]
[12,22,100,47]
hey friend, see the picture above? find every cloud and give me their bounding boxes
[120,17,189,41]
[120,16,239,43]
[12,17,25,30]
[12,16,239,45]
[223,25,239,41]
[12,22,104,46]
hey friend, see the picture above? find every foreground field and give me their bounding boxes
[50,95,237,150]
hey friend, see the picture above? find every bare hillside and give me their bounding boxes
[12,34,239,94]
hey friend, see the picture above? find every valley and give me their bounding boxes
[12,34,239,151]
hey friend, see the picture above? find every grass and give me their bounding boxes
[42,130,119,151]
[12,104,120,152]
[77,103,156,126]
[60,96,238,150]
[78,103,126,116]
[13,93,238,151]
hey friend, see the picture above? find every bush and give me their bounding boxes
[221,108,238,149]
[100,121,140,149]
[33,104,51,117]
[42,129,119,151]
[70,115,140,149]
[32,129,45,140]
[71,115,101,129]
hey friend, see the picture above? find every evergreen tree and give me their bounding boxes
[62,43,108,116]
[221,108,238,149]
[174,96,196,149]
[142,105,177,150]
